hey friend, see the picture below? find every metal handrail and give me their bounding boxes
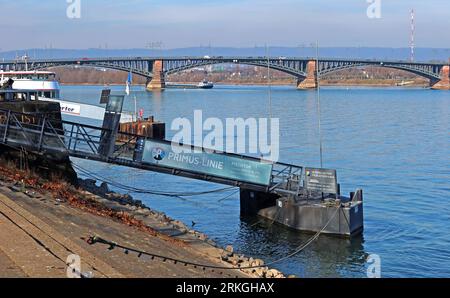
[0,108,311,193]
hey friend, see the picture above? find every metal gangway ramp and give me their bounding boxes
[0,107,304,195]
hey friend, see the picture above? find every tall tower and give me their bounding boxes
[410,9,415,62]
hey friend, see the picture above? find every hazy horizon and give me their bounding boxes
[3,45,450,51]
[1,0,449,51]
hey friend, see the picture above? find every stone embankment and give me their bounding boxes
[0,162,288,278]
[78,178,287,278]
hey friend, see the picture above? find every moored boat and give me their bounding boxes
[0,70,60,98]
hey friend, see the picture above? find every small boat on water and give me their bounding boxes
[197,80,214,89]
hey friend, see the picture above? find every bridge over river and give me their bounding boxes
[1,56,449,90]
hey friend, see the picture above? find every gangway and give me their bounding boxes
[0,107,303,195]
[0,96,364,236]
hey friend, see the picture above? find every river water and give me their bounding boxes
[60,84,450,278]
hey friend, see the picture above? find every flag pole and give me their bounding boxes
[125,70,135,121]
[134,95,137,121]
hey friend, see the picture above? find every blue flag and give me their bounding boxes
[125,71,132,95]
[127,71,133,84]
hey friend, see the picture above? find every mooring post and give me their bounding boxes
[98,94,124,157]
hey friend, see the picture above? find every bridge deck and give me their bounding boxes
[1,56,446,82]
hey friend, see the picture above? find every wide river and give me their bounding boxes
[60,84,449,278]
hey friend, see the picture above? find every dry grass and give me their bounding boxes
[0,160,185,246]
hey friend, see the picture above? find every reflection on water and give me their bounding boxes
[61,84,450,277]
[238,217,366,277]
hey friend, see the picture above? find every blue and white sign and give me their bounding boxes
[142,140,273,186]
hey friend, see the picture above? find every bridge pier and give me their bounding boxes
[297,60,318,89]
[146,60,165,90]
[431,65,450,90]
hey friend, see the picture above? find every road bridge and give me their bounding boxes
[1,56,449,90]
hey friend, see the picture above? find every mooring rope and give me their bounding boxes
[249,205,282,228]
[86,205,341,271]
[72,163,235,198]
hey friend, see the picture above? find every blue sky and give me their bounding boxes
[1,0,449,50]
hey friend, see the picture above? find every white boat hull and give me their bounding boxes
[41,97,133,123]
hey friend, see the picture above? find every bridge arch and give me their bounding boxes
[164,60,307,78]
[29,62,153,80]
[319,62,442,81]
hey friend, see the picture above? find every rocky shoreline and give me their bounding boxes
[0,158,288,278]
[78,178,288,278]
[1,82,297,278]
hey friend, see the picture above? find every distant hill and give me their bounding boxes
[1,47,449,62]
